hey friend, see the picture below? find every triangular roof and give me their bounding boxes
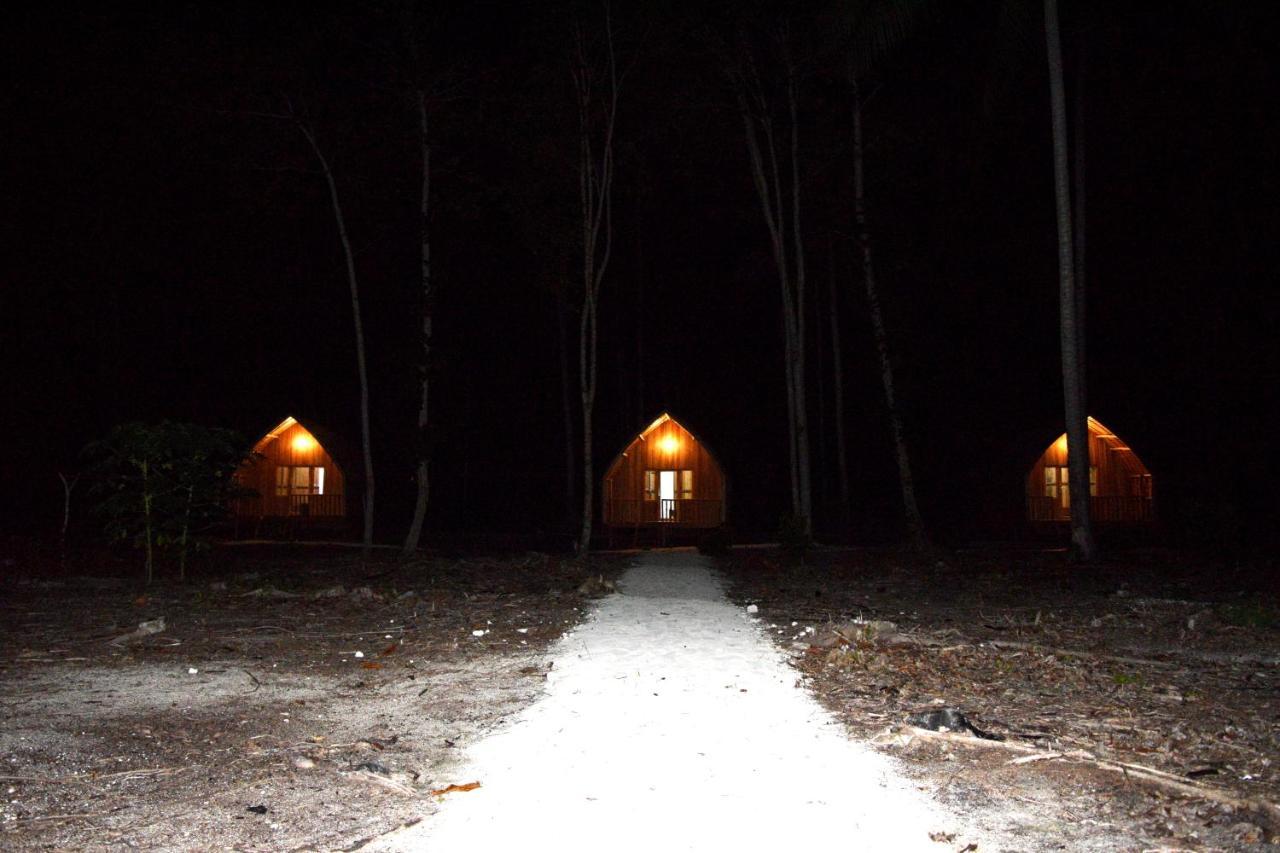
[604,411,726,478]
[1032,415,1151,474]
[249,415,353,478]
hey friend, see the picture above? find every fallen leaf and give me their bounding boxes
[430,781,481,798]
[361,661,383,670]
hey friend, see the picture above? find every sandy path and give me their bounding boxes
[372,551,984,851]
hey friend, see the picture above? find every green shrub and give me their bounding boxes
[87,421,249,583]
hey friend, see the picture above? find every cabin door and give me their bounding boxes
[658,471,677,521]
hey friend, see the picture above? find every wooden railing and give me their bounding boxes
[233,493,346,519]
[604,499,724,528]
[1027,495,1154,523]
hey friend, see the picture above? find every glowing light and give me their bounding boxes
[292,433,317,452]
[659,435,679,453]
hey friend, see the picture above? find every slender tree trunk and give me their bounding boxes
[815,245,829,526]
[827,251,852,534]
[58,472,79,566]
[141,460,154,585]
[298,123,376,553]
[850,80,927,548]
[1072,43,1088,406]
[573,12,619,555]
[1045,0,1096,561]
[786,69,813,531]
[178,484,193,581]
[556,284,577,526]
[734,46,811,533]
[403,93,434,556]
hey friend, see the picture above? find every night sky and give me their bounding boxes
[4,2,1277,547]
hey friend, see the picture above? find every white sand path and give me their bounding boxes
[372,551,991,851]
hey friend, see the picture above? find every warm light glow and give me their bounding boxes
[292,433,317,452]
[659,435,679,453]
[1054,434,1068,453]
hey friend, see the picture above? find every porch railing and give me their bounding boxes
[1027,495,1154,523]
[603,499,724,527]
[233,493,346,519]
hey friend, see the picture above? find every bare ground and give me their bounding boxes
[3,542,1277,851]
[0,545,623,850]
[718,545,1280,851]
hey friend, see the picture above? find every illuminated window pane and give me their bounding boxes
[275,466,289,496]
[291,466,312,494]
[643,470,656,501]
[679,470,693,499]
[315,467,325,496]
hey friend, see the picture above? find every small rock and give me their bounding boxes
[292,756,316,770]
[746,604,759,614]
[353,651,365,658]
[313,585,346,599]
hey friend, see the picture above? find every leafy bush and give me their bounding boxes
[87,421,249,583]
[697,526,733,556]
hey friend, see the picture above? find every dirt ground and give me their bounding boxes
[2,542,1276,851]
[0,544,624,850]
[718,545,1280,851]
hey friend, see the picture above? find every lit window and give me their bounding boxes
[679,470,693,500]
[643,470,657,501]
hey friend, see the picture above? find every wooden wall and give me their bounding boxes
[603,414,725,528]
[1026,417,1154,523]
[234,418,346,519]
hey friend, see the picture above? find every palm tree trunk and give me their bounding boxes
[851,80,926,548]
[1045,0,1096,561]
[403,93,433,556]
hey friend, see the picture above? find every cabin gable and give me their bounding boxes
[603,413,726,528]
[234,416,347,520]
[1026,416,1153,524]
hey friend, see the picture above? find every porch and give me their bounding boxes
[603,499,725,528]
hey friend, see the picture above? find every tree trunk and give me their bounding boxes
[572,12,619,555]
[1045,0,1096,561]
[827,252,852,535]
[298,122,376,554]
[734,46,811,534]
[58,472,79,566]
[403,92,434,556]
[851,79,927,548]
[1072,41,1088,406]
[556,283,577,527]
[786,70,813,531]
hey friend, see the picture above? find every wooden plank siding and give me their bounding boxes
[603,413,726,528]
[1026,416,1154,524]
[233,417,347,519]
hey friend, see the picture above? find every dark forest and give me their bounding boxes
[4,1,1277,551]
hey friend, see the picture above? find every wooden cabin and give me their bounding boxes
[233,416,347,522]
[603,413,727,528]
[1026,416,1154,524]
